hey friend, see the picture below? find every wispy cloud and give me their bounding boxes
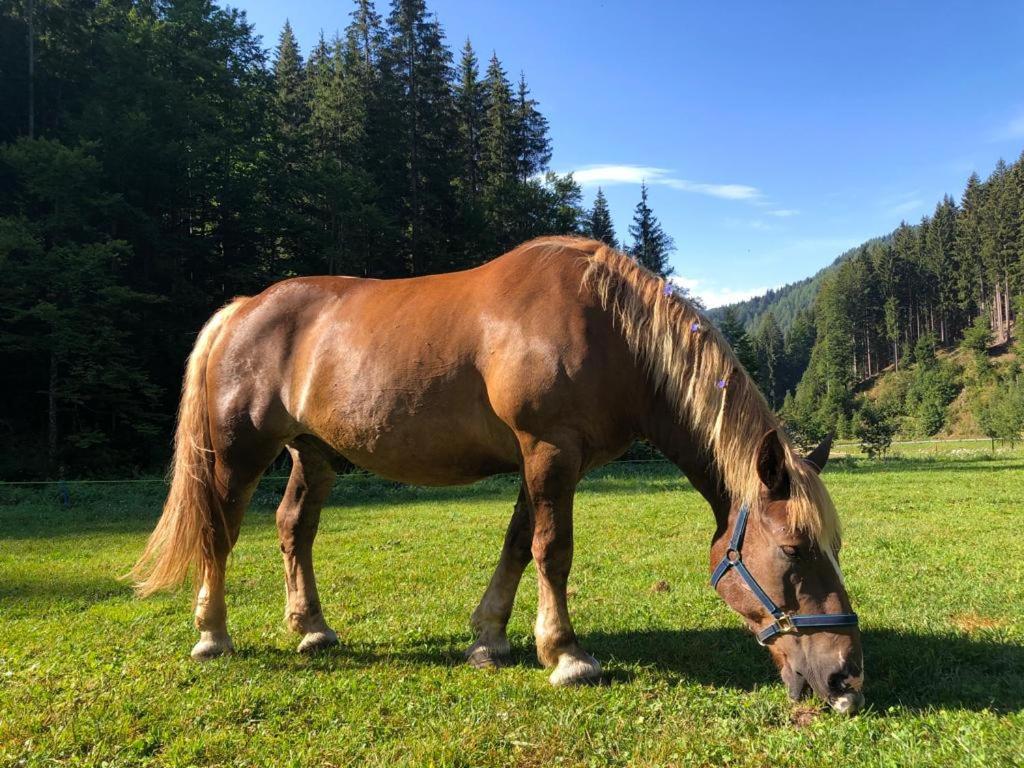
[568,164,761,201]
[991,110,1024,142]
[767,208,799,217]
[670,275,773,309]
[878,190,924,219]
[888,198,924,216]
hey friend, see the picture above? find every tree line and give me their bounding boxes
[0,0,676,478]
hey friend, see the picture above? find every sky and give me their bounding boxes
[235,0,1024,307]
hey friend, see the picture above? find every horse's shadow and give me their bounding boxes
[255,626,1024,715]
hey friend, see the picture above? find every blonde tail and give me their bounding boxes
[130,298,249,597]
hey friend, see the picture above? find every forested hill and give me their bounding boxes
[712,152,1024,449]
[710,239,886,333]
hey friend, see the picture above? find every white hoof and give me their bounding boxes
[191,632,234,661]
[465,639,510,669]
[548,649,602,686]
[297,628,339,654]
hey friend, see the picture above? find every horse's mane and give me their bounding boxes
[518,236,839,550]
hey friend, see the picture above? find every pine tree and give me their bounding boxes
[718,307,759,380]
[480,53,515,187]
[957,172,986,316]
[628,182,675,277]
[752,311,785,407]
[512,72,551,182]
[384,0,458,275]
[454,40,484,201]
[586,187,616,247]
[273,21,307,144]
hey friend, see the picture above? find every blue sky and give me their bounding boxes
[236,0,1024,307]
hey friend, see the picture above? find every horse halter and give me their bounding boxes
[711,503,859,645]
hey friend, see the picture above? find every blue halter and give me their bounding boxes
[710,503,859,645]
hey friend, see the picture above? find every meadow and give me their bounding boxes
[1,445,1022,767]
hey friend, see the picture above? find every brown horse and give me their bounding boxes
[132,237,864,713]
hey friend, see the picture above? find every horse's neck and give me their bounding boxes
[640,393,730,527]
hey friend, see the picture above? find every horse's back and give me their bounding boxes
[207,242,636,483]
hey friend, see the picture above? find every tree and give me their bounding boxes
[586,187,616,247]
[0,139,161,475]
[512,72,550,182]
[628,182,675,277]
[853,401,896,459]
[384,0,459,275]
[718,307,759,381]
[752,311,784,407]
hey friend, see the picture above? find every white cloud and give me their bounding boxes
[670,275,773,309]
[566,164,761,201]
[767,208,799,217]
[991,110,1024,141]
[886,198,924,217]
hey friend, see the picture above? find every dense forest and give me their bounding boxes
[0,0,678,478]
[720,154,1024,449]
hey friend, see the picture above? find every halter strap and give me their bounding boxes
[711,504,858,645]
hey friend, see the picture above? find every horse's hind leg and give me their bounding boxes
[276,441,338,654]
[193,443,279,660]
[466,484,533,668]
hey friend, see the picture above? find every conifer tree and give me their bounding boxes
[384,0,458,274]
[719,307,759,380]
[586,187,617,247]
[512,72,551,181]
[628,182,675,277]
[273,21,307,145]
[481,53,515,188]
[455,40,484,201]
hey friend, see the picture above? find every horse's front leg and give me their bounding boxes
[522,438,601,686]
[466,484,533,668]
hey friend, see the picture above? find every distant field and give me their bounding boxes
[2,446,1022,767]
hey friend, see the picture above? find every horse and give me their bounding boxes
[131,237,864,714]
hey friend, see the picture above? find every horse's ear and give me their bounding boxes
[805,432,834,474]
[756,429,789,496]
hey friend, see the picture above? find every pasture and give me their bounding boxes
[1,447,1022,767]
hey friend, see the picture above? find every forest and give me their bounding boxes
[0,0,674,478]
[720,153,1024,451]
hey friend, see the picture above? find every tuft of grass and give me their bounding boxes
[1,450,1022,767]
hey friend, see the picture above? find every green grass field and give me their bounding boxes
[2,448,1022,767]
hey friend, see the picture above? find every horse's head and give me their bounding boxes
[712,430,864,714]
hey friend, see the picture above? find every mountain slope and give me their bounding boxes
[709,237,886,332]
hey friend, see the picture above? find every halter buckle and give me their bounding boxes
[726,549,741,565]
[776,613,795,634]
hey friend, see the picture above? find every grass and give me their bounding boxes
[1,449,1023,767]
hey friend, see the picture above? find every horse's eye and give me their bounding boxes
[781,545,801,560]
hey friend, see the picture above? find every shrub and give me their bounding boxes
[853,401,897,458]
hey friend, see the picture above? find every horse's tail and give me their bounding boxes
[130,297,249,597]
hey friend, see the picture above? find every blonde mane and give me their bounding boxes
[522,236,839,550]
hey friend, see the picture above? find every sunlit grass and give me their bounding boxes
[1,448,1022,766]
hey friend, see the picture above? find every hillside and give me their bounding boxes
[709,237,887,333]
[843,333,1019,448]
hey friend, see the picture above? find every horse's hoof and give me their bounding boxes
[465,641,510,669]
[548,649,602,686]
[298,628,339,654]
[191,633,235,661]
